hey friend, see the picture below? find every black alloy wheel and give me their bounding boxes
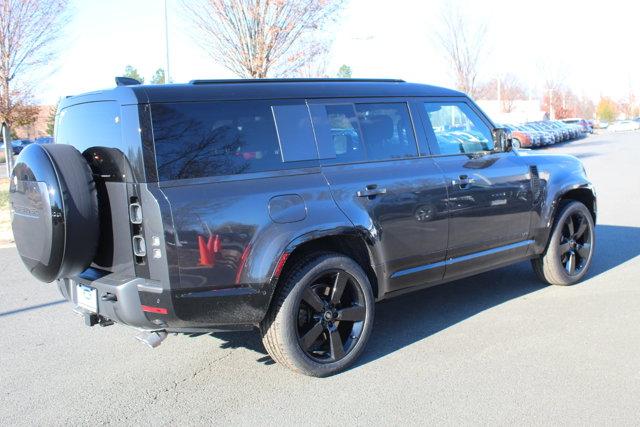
[531,200,595,286]
[260,253,374,377]
[296,270,366,363]
[558,211,592,276]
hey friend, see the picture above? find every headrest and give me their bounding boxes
[360,115,394,140]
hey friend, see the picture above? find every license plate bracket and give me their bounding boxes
[76,284,98,313]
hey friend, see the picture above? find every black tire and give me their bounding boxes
[10,143,99,282]
[532,200,595,286]
[260,253,374,377]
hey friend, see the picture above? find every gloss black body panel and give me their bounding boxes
[157,169,353,327]
[431,152,534,279]
[48,80,595,333]
[515,150,596,253]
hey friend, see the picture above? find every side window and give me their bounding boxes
[423,103,493,155]
[271,105,317,162]
[355,103,418,160]
[325,104,366,163]
[152,101,313,181]
[318,102,418,163]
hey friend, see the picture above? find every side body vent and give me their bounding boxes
[530,165,542,202]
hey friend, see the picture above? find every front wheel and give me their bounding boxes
[260,253,374,377]
[512,138,521,149]
[532,201,595,285]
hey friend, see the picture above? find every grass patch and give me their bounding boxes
[0,178,12,244]
[0,178,8,210]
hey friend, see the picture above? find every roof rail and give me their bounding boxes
[189,78,405,85]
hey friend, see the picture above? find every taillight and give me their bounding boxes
[132,235,147,257]
[129,197,146,263]
[141,305,168,315]
[129,202,143,224]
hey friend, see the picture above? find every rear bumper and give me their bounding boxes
[57,275,162,330]
[57,271,269,332]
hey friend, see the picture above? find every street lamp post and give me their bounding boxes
[1,122,14,177]
[164,0,171,83]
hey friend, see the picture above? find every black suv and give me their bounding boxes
[9,78,596,376]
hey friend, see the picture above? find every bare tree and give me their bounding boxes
[435,4,487,98]
[182,0,343,78]
[478,74,527,112]
[0,0,69,127]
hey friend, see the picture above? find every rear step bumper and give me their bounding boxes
[57,276,164,331]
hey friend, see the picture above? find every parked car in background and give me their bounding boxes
[515,125,543,147]
[563,121,585,139]
[13,139,34,153]
[550,121,572,140]
[34,136,54,144]
[1,139,32,155]
[521,123,554,145]
[608,120,640,132]
[561,118,592,134]
[500,124,534,148]
[557,121,577,139]
[520,124,552,146]
[530,122,562,143]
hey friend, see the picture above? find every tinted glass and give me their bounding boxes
[320,102,417,163]
[271,105,318,162]
[152,101,284,180]
[325,104,366,163]
[56,101,122,154]
[424,103,493,155]
[56,101,144,182]
[355,103,418,160]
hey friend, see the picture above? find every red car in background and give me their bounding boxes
[500,124,534,148]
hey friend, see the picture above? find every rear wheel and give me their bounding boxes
[512,138,521,149]
[260,253,374,377]
[532,201,595,286]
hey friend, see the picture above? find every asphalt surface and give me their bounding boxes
[1,131,639,425]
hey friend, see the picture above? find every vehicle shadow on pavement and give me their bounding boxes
[207,224,640,371]
[0,299,66,317]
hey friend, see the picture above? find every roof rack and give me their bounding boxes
[189,78,405,85]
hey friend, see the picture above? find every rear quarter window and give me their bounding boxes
[56,101,122,153]
[152,101,317,181]
[56,101,144,181]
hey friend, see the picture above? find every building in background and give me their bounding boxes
[476,99,545,124]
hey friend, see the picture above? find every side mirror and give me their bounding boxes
[492,128,512,152]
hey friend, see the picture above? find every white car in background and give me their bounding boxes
[608,120,640,132]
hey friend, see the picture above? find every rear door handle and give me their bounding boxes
[357,185,387,198]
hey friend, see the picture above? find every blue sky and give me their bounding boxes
[38,0,639,104]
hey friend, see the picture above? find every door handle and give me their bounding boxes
[357,184,387,198]
[452,175,476,189]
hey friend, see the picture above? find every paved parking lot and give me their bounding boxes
[1,131,639,425]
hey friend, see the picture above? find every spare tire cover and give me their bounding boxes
[10,143,99,282]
